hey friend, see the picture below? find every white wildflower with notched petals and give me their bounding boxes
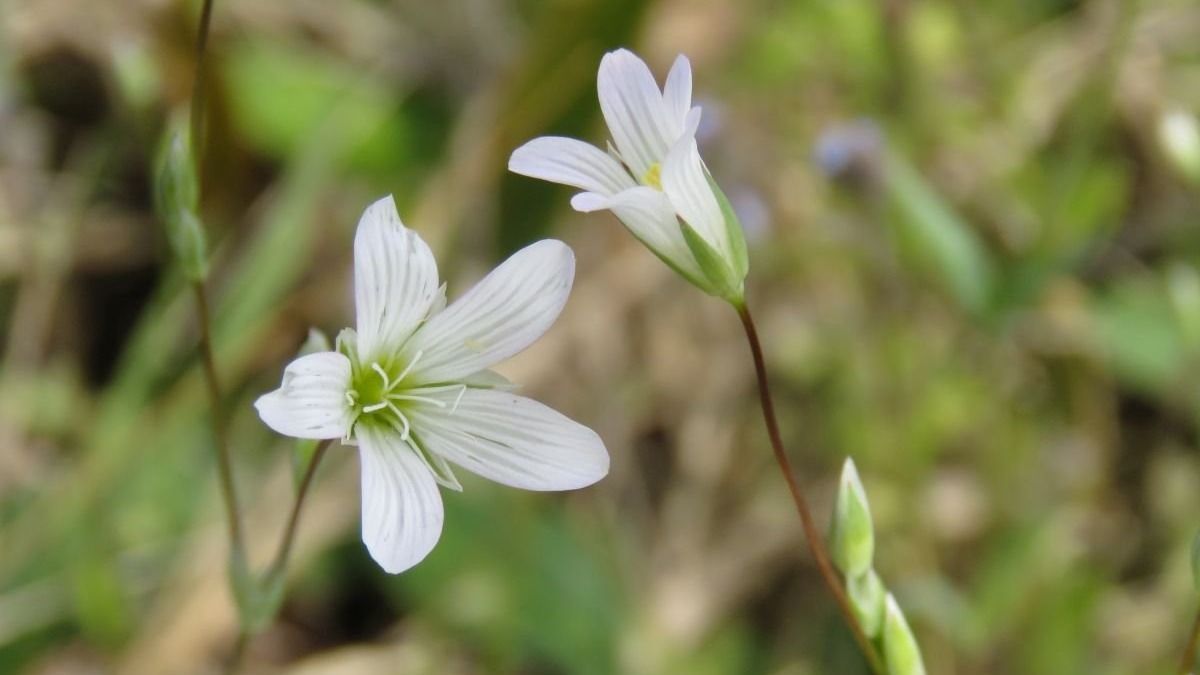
[255,196,609,574]
[509,48,747,303]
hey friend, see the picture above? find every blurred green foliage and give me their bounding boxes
[2,0,1200,674]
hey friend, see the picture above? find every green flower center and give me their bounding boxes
[345,350,465,444]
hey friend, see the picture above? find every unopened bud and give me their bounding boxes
[831,457,875,577]
[883,594,926,675]
[848,568,886,638]
[1159,109,1200,185]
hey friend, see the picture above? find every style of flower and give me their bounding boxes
[509,48,747,303]
[255,196,609,574]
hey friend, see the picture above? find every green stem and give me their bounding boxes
[1180,606,1200,675]
[266,440,332,581]
[192,281,245,557]
[736,301,886,674]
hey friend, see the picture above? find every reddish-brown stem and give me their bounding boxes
[1179,605,1200,675]
[736,302,885,674]
[267,440,332,580]
[193,281,245,557]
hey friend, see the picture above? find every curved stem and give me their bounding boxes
[736,302,885,674]
[190,0,216,163]
[267,440,332,580]
[1179,606,1200,674]
[193,281,245,557]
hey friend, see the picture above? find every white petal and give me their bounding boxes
[574,186,706,283]
[354,196,441,363]
[662,55,693,136]
[508,137,635,196]
[255,352,353,439]
[407,388,609,491]
[357,424,445,574]
[598,49,675,179]
[661,108,728,257]
[405,240,574,383]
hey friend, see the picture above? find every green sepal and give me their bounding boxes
[830,457,875,577]
[620,222,719,297]
[705,170,749,283]
[680,220,743,305]
[883,594,927,675]
[847,568,886,638]
[229,552,287,634]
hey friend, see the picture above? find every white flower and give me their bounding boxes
[508,48,747,302]
[255,196,609,574]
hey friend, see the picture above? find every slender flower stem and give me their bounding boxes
[736,302,885,674]
[190,0,216,160]
[193,281,245,557]
[224,631,248,675]
[1179,606,1200,675]
[267,440,332,580]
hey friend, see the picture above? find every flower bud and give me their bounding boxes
[154,113,208,281]
[831,457,874,577]
[847,568,886,638]
[883,593,927,675]
[1159,109,1200,185]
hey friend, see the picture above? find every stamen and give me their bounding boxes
[386,393,446,407]
[371,362,391,390]
[395,349,424,384]
[451,385,467,413]
[362,401,388,413]
[385,402,411,440]
[344,391,356,407]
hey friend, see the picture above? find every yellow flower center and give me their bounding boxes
[642,162,663,190]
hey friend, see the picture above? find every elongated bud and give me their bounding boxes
[154,113,208,281]
[831,457,874,577]
[1159,109,1200,185]
[883,594,926,675]
[1191,530,1200,594]
[847,568,886,638]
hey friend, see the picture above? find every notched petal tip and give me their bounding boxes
[255,351,353,440]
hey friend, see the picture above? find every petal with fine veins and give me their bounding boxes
[662,55,693,136]
[254,351,353,440]
[508,137,635,196]
[357,424,445,574]
[407,388,609,491]
[354,195,441,363]
[406,240,575,384]
[661,108,728,258]
[598,49,675,179]
[572,186,706,284]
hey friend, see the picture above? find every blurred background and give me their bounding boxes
[2,0,1200,673]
